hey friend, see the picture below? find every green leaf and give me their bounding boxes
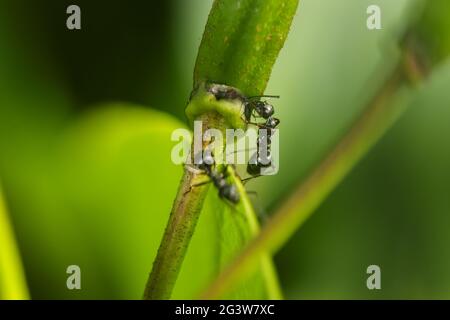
[53,104,214,299]
[4,104,210,299]
[194,0,300,96]
[0,183,29,300]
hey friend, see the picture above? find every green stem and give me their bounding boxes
[144,169,210,299]
[200,44,427,299]
[143,113,214,300]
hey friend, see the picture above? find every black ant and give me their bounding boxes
[243,97,280,177]
[187,152,240,204]
[247,122,278,176]
[207,83,243,101]
[205,82,279,126]
[242,95,279,124]
[205,82,281,178]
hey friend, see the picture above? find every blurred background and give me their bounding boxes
[0,0,449,299]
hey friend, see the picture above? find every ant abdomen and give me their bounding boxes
[220,184,240,203]
[255,102,274,119]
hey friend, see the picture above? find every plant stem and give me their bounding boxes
[143,113,216,300]
[200,44,427,299]
[143,168,210,299]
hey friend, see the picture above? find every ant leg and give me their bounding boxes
[220,165,232,179]
[240,112,261,124]
[184,164,204,175]
[251,111,262,123]
[184,179,211,195]
[240,175,261,185]
[226,147,257,156]
[247,95,281,99]
[246,121,265,128]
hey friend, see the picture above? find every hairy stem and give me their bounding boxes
[143,168,210,299]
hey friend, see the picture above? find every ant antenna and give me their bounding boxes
[247,95,280,100]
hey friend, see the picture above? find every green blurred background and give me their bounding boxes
[1,0,449,299]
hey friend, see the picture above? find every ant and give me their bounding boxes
[242,95,280,125]
[205,82,279,128]
[187,152,240,204]
[207,83,243,101]
[247,133,270,176]
[205,82,281,178]
[243,97,280,177]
